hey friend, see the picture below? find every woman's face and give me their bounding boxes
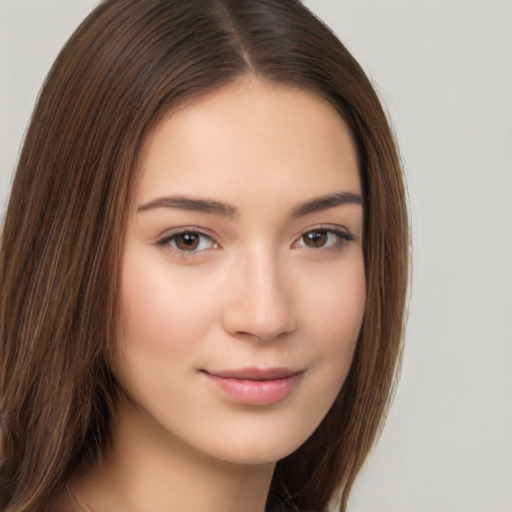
[117,78,365,465]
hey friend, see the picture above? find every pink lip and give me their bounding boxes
[203,367,304,405]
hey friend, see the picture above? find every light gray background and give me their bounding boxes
[1,1,511,511]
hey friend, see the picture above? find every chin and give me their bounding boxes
[184,404,328,467]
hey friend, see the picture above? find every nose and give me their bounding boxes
[221,249,297,342]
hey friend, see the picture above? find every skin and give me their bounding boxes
[71,77,365,512]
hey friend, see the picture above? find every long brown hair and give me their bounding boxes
[0,1,408,511]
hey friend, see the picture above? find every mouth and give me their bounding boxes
[201,367,304,406]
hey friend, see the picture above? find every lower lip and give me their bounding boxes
[205,372,303,405]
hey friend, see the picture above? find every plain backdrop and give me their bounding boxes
[1,1,511,511]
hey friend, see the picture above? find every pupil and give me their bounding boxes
[306,231,326,247]
[177,233,199,250]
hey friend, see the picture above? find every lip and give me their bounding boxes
[202,367,304,405]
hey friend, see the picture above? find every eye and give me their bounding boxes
[158,230,218,253]
[296,228,353,250]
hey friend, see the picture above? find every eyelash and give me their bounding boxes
[156,225,354,259]
[156,229,219,260]
[294,226,355,250]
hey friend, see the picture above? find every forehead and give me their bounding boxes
[135,79,360,207]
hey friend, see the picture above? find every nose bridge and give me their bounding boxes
[222,244,296,341]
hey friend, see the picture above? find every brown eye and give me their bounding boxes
[162,231,216,252]
[174,232,200,251]
[302,230,328,248]
[298,228,352,250]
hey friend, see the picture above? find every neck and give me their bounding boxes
[67,397,275,512]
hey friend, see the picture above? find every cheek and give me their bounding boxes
[302,254,366,349]
[298,255,365,403]
[114,247,224,413]
[118,250,217,358]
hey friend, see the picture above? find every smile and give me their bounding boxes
[201,368,304,406]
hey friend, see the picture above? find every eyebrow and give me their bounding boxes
[137,191,363,218]
[290,191,363,219]
[138,195,239,218]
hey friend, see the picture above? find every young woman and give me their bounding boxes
[0,1,408,511]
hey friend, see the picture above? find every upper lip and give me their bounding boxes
[203,367,303,381]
